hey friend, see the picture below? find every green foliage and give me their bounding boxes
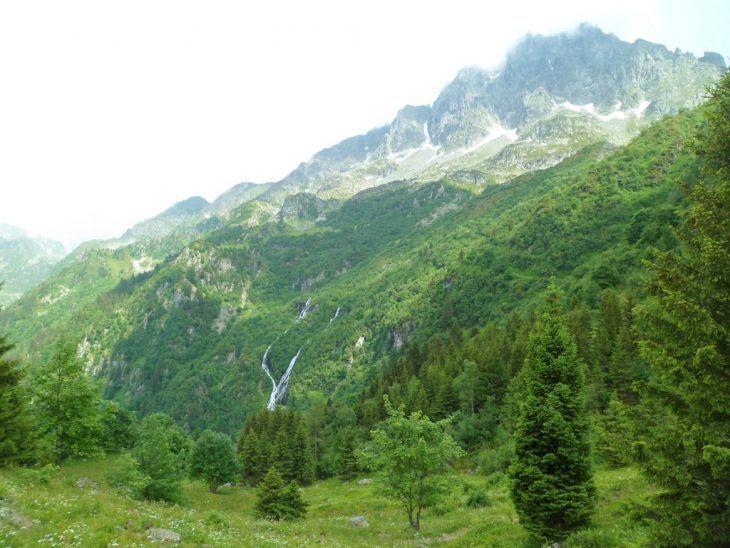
[238,408,314,486]
[359,397,464,531]
[466,488,491,508]
[592,394,635,467]
[98,400,137,452]
[105,452,149,498]
[335,426,360,480]
[191,430,239,493]
[636,72,730,547]
[255,467,307,521]
[0,108,703,437]
[133,413,191,503]
[0,329,34,466]
[33,337,102,463]
[509,285,595,543]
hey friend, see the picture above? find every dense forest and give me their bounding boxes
[0,71,728,546]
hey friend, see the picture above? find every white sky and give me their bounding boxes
[1,0,728,248]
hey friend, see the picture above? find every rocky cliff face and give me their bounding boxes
[255,24,724,204]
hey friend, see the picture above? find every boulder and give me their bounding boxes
[350,516,369,528]
[147,527,182,543]
[356,478,371,485]
[75,477,98,490]
[0,507,33,529]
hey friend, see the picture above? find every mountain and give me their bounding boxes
[123,196,210,241]
[2,107,704,432]
[0,224,66,306]
[258,23,723,202]
[0,24,724,432]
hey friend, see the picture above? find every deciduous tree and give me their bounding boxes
[360,397,463,531]
[191,430,239,493]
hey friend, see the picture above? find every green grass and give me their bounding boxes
[0,457,655,547]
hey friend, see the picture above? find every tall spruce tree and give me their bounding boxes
[0,329,33,466]
[255,467,307,521]
[637,72,730,546]
[509,285,595,543]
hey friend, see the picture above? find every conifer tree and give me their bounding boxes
[509,285,595,543]
[255,467,307,521]
[255,466,286,520]
[279,481,307,520]
[336,426,360,480]
[637,72,730,546]
[0,329,33,466]
[238,429,263,485]
[291,416,315,485]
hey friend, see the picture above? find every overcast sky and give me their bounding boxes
[1,0,728,248]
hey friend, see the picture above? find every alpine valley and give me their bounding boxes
[1,22,729,546]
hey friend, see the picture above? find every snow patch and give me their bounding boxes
[557,101,596,114]
[559,100,651,122]
[461,123,518,155]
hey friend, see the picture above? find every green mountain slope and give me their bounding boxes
[0,224,66,306]
[1,107,700,433]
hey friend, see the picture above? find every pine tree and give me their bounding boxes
[279,481,307,520]
[0,330,33,466]
[238,429,263,485]
[255,467,307,521]
[255,466,287,520]
[336,426,360,480]
[637,72,730,546]
[509,285,595,543]
[291,416,315,485]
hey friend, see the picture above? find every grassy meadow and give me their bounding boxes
[0,456,655,547]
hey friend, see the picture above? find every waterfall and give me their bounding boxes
[261,345,304,411]
[329,306,341,324]
[260,296,314,410]
[296,298,313,322]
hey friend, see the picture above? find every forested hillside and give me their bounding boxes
[0,27,728,548]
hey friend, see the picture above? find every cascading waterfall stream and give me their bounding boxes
[296,298,313,322]
[262,345,303,411]
[328,306,341,325]
[260,297,316,410]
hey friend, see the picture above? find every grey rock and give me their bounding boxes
[350,516,369,527]
[356,478,371,485]
[75,477,98,490]
[0,507,33,529]
[147,527,182,543]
